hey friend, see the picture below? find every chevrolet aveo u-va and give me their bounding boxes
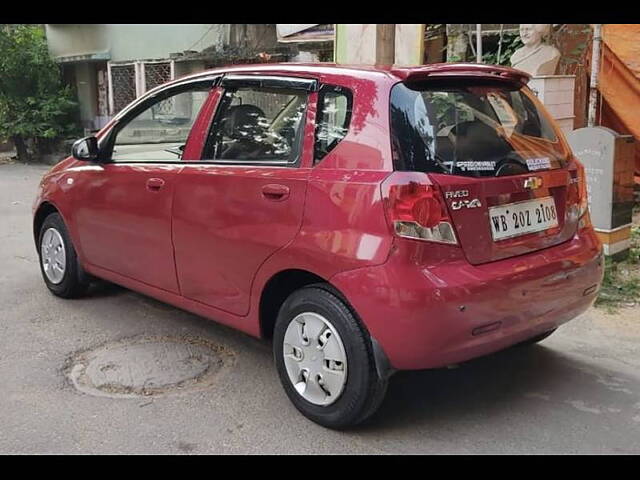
[33,63,603,428]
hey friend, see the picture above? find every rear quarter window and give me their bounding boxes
[314,85,353,164]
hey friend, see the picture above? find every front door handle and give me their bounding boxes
[261,184,290,201]
[146,178,165,192]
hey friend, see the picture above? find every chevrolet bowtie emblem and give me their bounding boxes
[524,177,543,189]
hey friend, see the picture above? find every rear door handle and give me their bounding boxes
[146,178,165,192]
[261,184,290,201]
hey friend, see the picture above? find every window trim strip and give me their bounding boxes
[220,74,318,92]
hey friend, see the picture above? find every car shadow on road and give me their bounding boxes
[110,286,274,353]
[354,343,624,431]
[86,281,126,298]
[75,285,637,435]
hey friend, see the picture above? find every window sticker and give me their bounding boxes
[447,160,497,172]
[526,157,551,171]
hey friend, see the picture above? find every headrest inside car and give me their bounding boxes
[222,105,266,139]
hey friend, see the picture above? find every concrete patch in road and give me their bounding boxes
[65,335,235,398]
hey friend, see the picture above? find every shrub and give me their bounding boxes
[0,24,80,161]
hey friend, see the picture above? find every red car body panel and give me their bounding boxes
[431,167,579,265]
[389,62,531,85]
[73,163,183,293]
[181,86,222,161]
[33,63,604,371]
[172,88,317,316]
[331,226,602,370]
[172,163,311,316]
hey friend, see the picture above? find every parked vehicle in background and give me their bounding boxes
[33,63,603,428]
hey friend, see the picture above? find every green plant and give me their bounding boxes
[628,225,640,264]
[482,32,523,66]
[595,225,640,312]
[0,24,80,162]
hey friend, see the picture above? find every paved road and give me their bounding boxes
[1,162,639,454]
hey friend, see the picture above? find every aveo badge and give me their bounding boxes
[451,198,482,210]
[445,190,482,210]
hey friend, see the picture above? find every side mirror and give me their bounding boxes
[71,136,99,161]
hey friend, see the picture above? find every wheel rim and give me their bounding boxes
[282,312,348,406]
[41,227,66,284]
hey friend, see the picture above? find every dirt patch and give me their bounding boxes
[595,218,640,312]
[589,306,640,339]
[65,335,235,398]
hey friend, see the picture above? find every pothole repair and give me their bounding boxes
[66,335,235,398]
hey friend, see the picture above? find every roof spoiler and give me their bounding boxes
[390,63,531,86]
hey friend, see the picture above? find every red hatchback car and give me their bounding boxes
[33,63,603,428]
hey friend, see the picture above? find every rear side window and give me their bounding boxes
[390,81,566,177]
[314,85,352,164]
[203,86,308,164]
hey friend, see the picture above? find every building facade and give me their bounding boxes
[45,24,291,133]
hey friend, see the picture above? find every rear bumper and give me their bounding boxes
[331,226,604,371]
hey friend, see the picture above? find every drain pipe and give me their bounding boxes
[588,24,602,127]
[476,24,482,63]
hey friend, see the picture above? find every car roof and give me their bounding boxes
[172,62,531,87]
[110,61,530,127]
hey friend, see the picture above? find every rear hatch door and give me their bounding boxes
[390,76,582,265]
[431,167,579,265]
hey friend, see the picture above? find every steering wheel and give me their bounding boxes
[494,153,528,177]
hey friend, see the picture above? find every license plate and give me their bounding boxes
[489,197,558,241]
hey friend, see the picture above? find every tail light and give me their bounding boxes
[567,157,590,228]
[575,160,589,219]
[381,172,458,245]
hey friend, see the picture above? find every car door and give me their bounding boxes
[73,79,218,293]
[172,74,317,316]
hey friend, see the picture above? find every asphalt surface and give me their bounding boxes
[1,161,639,454]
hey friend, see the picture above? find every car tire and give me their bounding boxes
[273,285,388,429]
[518,328,557,347]
[38,212,90,298]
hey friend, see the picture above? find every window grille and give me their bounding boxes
[108,60,175,116]
[110,64,136,114]
[144,62,172,91]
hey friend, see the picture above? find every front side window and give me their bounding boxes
[390,81,566,177]
[110,87,210,162]
[203,86,308,164]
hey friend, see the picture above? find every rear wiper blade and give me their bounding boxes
[449,155,457,174]
[426,148,450,173]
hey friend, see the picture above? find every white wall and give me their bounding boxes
[46,24,227,62]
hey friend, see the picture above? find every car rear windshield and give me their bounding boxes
[390,81,568,177]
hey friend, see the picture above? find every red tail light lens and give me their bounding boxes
[567,157,591,230]
[576,160,589,218]
[382,172,458,244]
[575,160,592,229]
[567,157,589,222]
[391,182,443,228]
